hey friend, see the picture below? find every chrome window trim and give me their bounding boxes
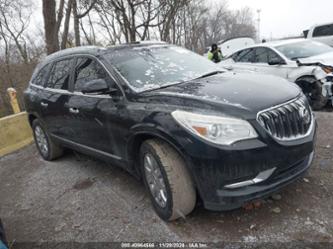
[256,96,315,142]
[30,83,112,99]
[30,53,126,99]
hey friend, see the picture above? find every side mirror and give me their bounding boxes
[268,58,285,66]
[81,79,110,94]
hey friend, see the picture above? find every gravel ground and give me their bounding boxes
[0,112,332,248]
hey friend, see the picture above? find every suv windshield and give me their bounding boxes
[104,45,220,92]
[275,41,333,60]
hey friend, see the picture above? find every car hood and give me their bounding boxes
[147,72,300,114]
[298,51,333,66]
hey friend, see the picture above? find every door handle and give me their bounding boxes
[69,107,79,114]
[41,102,48,107]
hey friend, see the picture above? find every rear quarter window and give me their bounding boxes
[31,64,50,87]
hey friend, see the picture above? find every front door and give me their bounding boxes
[251,47,291,78]
[66,56,124,157]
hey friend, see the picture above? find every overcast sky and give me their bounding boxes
[29,0,333,41]
[223,0,333,39]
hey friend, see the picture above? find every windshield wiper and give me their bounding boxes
[196,70,225,79]
[291,56,307,61]
[140,81,186,93]
[140,71,225,93]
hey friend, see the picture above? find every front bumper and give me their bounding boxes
[205,151,313,211]
[178,121,316,211]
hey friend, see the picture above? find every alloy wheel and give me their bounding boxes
[143,153,168,208]
[34,125,49,156]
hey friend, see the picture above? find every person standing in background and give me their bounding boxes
[208,43,223,63]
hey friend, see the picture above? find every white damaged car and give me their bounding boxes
[220,39,333,110]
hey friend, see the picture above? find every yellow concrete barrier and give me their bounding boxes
[0,112,33,157]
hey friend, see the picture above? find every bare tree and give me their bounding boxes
[72,0,97,46]
[94,2,122,45]
[156,0,190,43]
[0,0,32,63]
[42,0,65,54]
[220,7,256,41]
[204,1,228,46]
[96,0,171,43]
[61,0,74,49]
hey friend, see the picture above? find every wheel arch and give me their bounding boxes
[295,75,317,83]
[294,75,318,93]
[127,130,196,185]
[28,113,38,127]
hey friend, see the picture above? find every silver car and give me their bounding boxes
[220,39,333,110]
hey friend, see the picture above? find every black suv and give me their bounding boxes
[24,42,316,221]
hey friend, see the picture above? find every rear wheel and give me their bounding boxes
[140,139,196,221]
[32,119,63,161]
[296,77,327,110]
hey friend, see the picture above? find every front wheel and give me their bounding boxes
[140,139,196,221]
[296,77,328,110]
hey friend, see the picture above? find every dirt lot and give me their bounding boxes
[0,112,332,248]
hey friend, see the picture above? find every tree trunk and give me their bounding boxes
[42,0,59,54]
[61,0,73,49]
[72,0,81,46]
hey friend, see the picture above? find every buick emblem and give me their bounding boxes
[299,106,311,124]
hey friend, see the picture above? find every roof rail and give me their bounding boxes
[130,40,166,45]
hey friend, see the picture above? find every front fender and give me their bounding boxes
[288,66,317,82]
[126,122,197,178]
[127,123,186,158]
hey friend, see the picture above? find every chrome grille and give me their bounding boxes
[257,96,313,141]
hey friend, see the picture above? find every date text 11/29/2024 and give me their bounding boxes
[121,242,208,248]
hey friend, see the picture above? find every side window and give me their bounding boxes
[313,24,333,37]
[32,64,50,86]
[236,49,255,63]
[47,58,74,90]
[268,50,282,62]
[73,57,115,92]
[231,52,240,61]
[253,48,269,63]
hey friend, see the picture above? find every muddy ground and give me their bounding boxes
[0,112,332,248]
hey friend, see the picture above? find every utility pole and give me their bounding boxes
[257,9,261,42]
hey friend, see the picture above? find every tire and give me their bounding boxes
[32,119,63,161]
[296,77,328,110]
[140,139,196,221]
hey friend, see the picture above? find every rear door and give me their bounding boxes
[229,48,256,72]
[26,64,52,122]
[41,57,75,138]
[66,56,124,156]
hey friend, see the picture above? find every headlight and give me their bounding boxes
[171,110,258,145]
